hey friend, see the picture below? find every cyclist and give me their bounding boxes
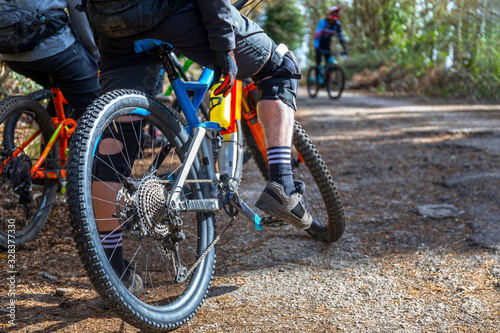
[0,0,100,119]
[82,0,313,292]
[314,6,347,73]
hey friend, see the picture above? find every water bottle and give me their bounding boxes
[209,82,231,129]
[209,81,241,179]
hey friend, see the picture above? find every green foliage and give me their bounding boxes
[1,68,43,99]
[298,0,500,100]
[260,0,306,52]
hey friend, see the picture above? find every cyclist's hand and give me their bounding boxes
[212,50,237,97]
[342,50,348,56]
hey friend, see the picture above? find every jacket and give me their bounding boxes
[0,0,98,61]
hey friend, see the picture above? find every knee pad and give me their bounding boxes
[255,51,301,111]
[92,121,145,183]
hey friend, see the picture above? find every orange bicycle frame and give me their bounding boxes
[31,88,77,179]
[0,88,77,180]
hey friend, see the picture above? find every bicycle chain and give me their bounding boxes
[185,216,235,278]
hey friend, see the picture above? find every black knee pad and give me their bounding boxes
[255,51,302,111]
[92,121,145,183]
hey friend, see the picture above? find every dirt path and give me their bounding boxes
[1,88,500,332]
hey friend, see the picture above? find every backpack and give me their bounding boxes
[81,0,183,39]
[0,8,69,54]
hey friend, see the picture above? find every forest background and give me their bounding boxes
[1,0,499,100]
[242,0,499,100]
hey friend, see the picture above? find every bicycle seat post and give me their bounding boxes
[152,46,179,82]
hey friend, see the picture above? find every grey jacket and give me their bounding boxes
[0,0,98,61]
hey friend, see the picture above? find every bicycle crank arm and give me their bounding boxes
[227,192,263,230]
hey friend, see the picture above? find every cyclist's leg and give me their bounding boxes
[49,41,100,117]
[97,49,161,286]
[324,51,331,66]
[252,49,312,229]
[213,6,312,229]
[5,42,100,118]
[315,48,322,69]
[92,119,144,284]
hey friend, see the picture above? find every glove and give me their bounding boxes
[212,50,238,97]
[342,49,348,56]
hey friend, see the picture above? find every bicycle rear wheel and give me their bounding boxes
[306,67,320,98]
[0,96,58,248]
[67,89,216,332]
[243,121,345,243]
[326,65,345,100]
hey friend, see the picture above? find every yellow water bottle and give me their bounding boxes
[209,82,231,129]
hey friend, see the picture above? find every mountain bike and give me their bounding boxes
[66,39,345,331]
[0,87,76,248]
[307,52,346,100]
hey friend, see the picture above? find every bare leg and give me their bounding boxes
[256,99,294,147]
[91,126,144,292]
[93,137,124,231]
[93,115,140,232]
[255,99,312,229]
[93,181,122,231]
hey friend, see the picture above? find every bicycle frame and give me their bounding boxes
[0,88,76,180]
[133,39,261,228]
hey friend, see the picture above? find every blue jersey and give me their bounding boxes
[314,19,344,51]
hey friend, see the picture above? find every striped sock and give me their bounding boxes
[99,230,129,280]
[267,146,294,196]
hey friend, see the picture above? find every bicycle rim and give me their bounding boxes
[307,67,320,98]
[326,65,345,100]
[0,96,58,248]
[67,89,216,331]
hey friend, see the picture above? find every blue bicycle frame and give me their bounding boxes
[133,39,216,133]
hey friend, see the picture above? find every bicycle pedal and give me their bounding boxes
[260,216,287,228]
[227,192,263,230]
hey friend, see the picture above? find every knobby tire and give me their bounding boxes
[67,89,216,332]
[307,67,320,98]
[0,96,58,248]
[326,65,346,100]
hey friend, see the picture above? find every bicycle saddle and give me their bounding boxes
[133,39,174,54]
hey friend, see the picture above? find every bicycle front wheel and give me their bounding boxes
[67,89,216,331]
[326,65,345,100]
[306,67,320,98]
[0,96,58,248]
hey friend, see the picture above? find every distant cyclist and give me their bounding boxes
[314,6,347,71]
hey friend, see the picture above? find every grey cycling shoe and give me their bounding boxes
[98,272,143,310]
[124,273,144,297]
[256,181,312,230]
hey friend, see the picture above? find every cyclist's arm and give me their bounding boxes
[336,21,347,51]
[195,0,235,52]
[67,0,100,61]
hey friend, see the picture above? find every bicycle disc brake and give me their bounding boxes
[9,155,33,202]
